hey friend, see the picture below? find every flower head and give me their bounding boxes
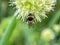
[10,0,56,22]
[41,28,55,41]
[53,24,60,33]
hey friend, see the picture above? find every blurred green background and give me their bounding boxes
[0,0,60,45]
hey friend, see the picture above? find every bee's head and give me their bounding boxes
[26,13,34,21]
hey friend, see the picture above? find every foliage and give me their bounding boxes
[0,0,60,45]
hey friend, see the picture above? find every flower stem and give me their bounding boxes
[0,10,19,45]
[48,9,60,27]
[24,26,34,45]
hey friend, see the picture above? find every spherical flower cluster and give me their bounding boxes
[10,0,56,22]
[41,28,55,41]
[53,24,60,33]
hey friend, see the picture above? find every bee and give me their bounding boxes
[26,13,35,26]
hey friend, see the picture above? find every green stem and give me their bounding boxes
[24,26,33,45]
[0,10,19,45]
[0,0,2,23]
[48,9,60,27]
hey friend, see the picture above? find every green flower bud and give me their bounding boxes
[53,24,60,33]
[41,28,55,41]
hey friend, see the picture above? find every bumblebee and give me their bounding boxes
[26,13,35,26]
